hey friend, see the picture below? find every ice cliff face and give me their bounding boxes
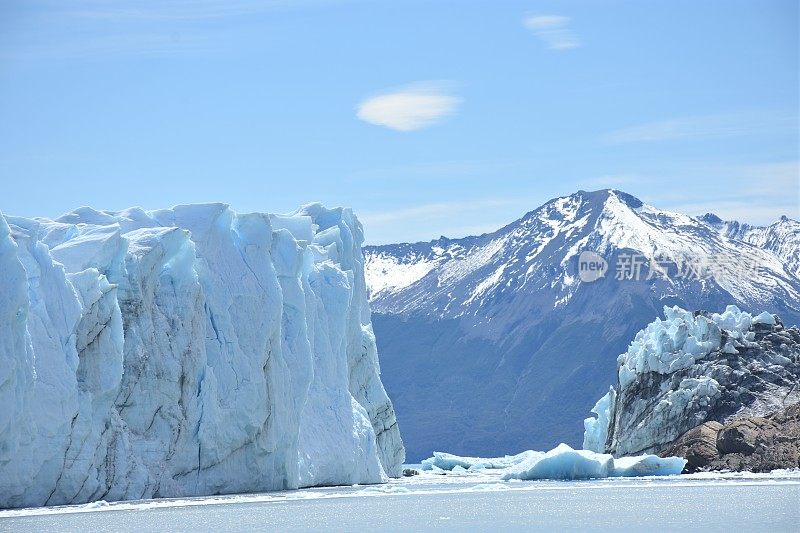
[0,203,404,509]
[365,189,800,460]
[583,305,800,456]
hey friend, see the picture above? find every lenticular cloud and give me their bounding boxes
[357,83,460,131]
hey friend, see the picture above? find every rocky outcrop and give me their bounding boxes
[659,421,724,473]
[584,305,800,462]
[662,402,800,472]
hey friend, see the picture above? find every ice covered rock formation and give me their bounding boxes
[583,305,800,457]
[0,203,404,509]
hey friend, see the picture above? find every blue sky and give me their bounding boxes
[1,0,797,244]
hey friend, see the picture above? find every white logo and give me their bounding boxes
[579,251,607,283]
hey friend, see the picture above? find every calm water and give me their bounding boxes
[2,471,798,532]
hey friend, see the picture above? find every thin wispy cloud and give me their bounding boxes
[359,197,533,243]
[737,161,799,196]
[577,175,650,190]
[72,0,328,21]
[523,14,580,50]
[2,0,336,60]
[356,83,461,132]
[346,159,527,184]
[641,160,799,223]
[3,32,216,61]
[360,198,516,225]
[603,111,796,144]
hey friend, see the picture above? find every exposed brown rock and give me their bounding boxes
[717,417,773,455]
[661,402,800,473]
[661,421,722,472]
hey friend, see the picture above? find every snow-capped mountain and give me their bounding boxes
[700,213,800,278]
[0,203,404,509]
[364,189,800,461]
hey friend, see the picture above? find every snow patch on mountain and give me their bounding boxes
[364,253,437,298]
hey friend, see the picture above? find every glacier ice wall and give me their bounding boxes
[0,203,404,509]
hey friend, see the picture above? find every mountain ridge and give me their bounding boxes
[364,189,800,461]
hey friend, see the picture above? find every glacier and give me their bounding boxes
[0,203,404,509]
[421,444,686,480]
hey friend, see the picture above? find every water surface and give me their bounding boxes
[2,470,797,532]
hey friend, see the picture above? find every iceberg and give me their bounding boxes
[610,454,687,477]
[421,450,537,471]
[0,203,404,509]
[422,444,686,481]
[502,444,614,480]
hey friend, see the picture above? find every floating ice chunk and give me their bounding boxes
[611,454,686,477]
[84,500,110,509]
[497,444,685,481]
[422,442,686,480]
[501,444,614,481]
[421,450,536,471]
[422,444,687,481]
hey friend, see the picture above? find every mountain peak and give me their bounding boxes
[607,189,644,209]
[699,213,723,225]
[572,188,644,210]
